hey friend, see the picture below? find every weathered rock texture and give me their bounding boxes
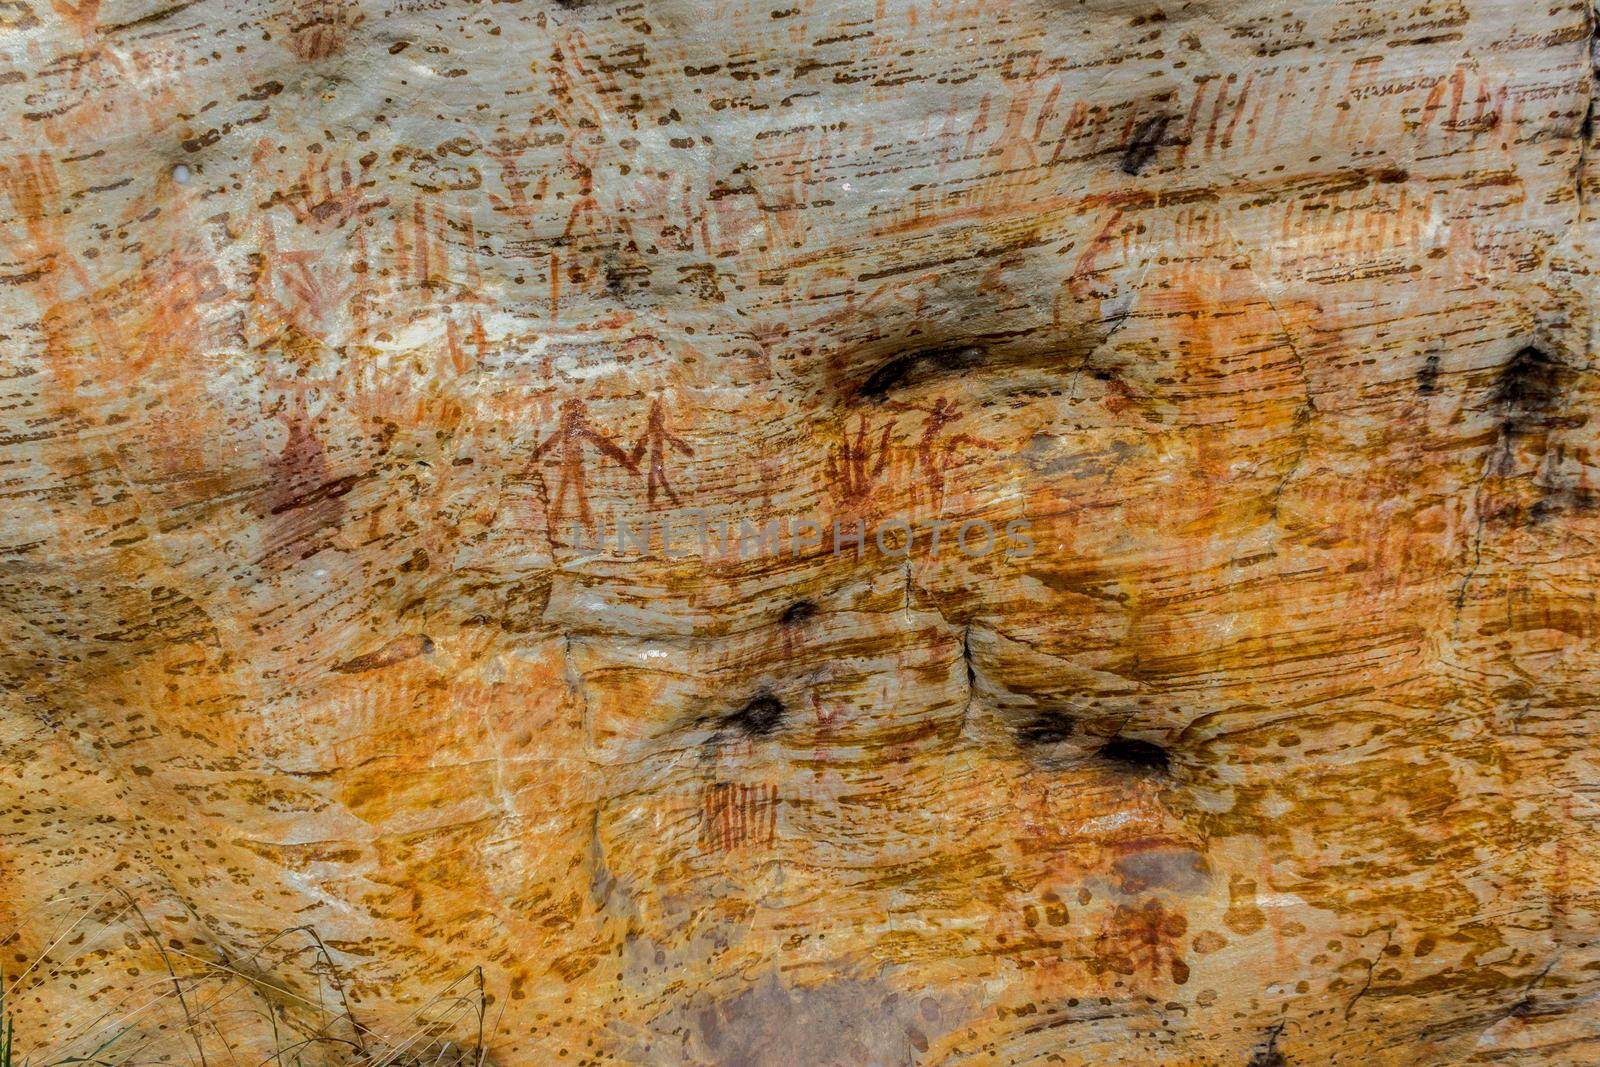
[2,0,1599,1063]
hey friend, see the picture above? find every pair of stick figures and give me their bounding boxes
[530,397,691,527]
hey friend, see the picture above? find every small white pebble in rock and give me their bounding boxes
[171,164,191,184]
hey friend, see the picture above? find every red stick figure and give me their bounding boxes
[630,397,694,506]
[530,398,637,531]
[890,397,1000,509]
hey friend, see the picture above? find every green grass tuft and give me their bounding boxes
[2,980,16,1067]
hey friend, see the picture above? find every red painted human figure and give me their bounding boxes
[891,397,999,509]
[531,398,637,530]
[631,397,695,506]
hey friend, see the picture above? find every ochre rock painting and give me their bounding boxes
[1,0,1598,1064]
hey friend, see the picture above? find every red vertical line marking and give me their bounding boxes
[1447,67,1466,136]
[1310,72,1338,136]
[1204,81,1228,153]
[699,788,711,851]
[721,784,733,851]
[1083,107,1105,156]
[1420,78,1448,134]
[767,784,777,846]
[1266,72,1290,147]
[1221,74,1254,149]
[1048,101,1087,166]
[719,785,731,851]
[1334,63,1365,140]
[1242,85,1266,150]
[470,311,488,361]
[1364,91,1386,150]
[433,201,448,286]
[548,251,560,320]
[1468,86,1490,133]
[1507,94,1526,142]
[708,785,720,852]
[1175,80,1208,166]
[963,94,992,157]
[1491,86,1509,153]
[393,213,411,289]
[711,786,722,851]
[1331,80,1356,143]
[465,216,481,290]
[412,200,429,289]
[446,317,465,375]
[1341,191,1360,245]
[1032,82,1062,144]
[679,176,694,251]
[1115,114,1137,156]
[708,785,720,851]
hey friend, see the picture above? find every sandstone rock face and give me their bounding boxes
[2,0,1599,1063]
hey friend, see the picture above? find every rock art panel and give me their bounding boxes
[0,0,1598,1064]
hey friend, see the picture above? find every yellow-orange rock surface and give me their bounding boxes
[1,0,1599,1063]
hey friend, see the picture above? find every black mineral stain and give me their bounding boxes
[1416,353,1440,395]
[779,600,817,626]
[1097,736,1171,773]
[1119,115,1171,176]
[1248,1045,1287,1067]
[1529,484,1600,523]
[1492,345,1565,427]
[724,694,785,739]
[1247,1023,1288,1067]
[1016,711,1075,746]
[857,345,987,402]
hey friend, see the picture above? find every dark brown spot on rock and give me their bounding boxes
[724,693,785,738]
[1491,345,1565,428]
[1016,711,1075,746]
[857,344,987,402]
[779,600,817,625]
[1097,736,1171,773]
[1416,353,1440,394]
[1120,114,1171,175]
